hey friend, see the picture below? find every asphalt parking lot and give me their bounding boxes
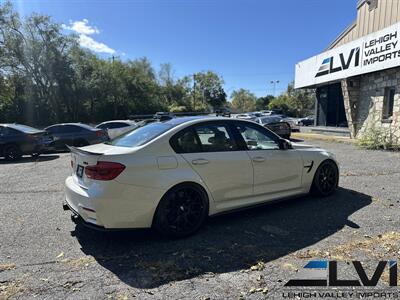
[1,139,399,300]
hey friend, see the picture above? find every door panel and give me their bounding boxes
[246,150,303,196]
[234,121,303,197]
[180,151,253,202]
[172,122,254,203]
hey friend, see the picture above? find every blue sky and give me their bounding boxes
[12,0,357,97]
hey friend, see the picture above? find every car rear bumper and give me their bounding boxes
[64,176,165,229]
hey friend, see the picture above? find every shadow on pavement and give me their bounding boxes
[0,154,60,164]
[73,187,371,289]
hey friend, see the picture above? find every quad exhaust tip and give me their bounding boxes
[62,202,70,211]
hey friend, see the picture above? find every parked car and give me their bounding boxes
[0,123,53,160]
[298,115,315,126]
[276,115,300,132]
[215,108,231,117]
[260,110,274,116]
[45,123,108,150]
[153,112,175,121]
[64,116,339,238]
[96,120,137,140]
[255,116,292,139]
[235,113,256,121]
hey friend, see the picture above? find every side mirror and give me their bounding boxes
[279,138,292,150]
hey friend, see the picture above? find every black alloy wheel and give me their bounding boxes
[312,160,339,196]
[4,144,22,161]
[153,184,208,238]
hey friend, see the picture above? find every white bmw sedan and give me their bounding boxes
[64,117,339,238]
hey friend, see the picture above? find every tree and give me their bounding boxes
[0,2,78,124]
[255,95,275,110]
[231,89,256,112]
[194,71,226,110]
[268,82,315,117]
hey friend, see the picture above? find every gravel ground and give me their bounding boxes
[0,140,399,300]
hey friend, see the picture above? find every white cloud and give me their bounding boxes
[63,19,99,35]
[62,19,115,54]
[78,34,115,54]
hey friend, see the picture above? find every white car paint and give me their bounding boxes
[65,117,338,230]
[96,120,137,139]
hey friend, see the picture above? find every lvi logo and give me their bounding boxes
[315,47,360,78]
[285,260,398,287]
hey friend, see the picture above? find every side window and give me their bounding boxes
[64,125,83,133]
[172,129,202,153]
[97,124,108,130]
[3,128,21,136]
[236,124,280,150]
[194,124,238,152]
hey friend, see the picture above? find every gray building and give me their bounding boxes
[295,0,400,140]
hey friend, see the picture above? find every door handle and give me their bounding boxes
[192,159,209,165]
[252,156,265,162]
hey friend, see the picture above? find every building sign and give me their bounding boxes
[295,22,400,88]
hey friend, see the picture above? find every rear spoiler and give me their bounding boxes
[67,145,103,156]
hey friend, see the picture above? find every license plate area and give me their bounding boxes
[76,165,84,178]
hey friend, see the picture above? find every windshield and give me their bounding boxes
[9,124,41,133]
[107,122,173,147]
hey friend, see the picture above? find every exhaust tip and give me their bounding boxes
[62,202,70,211]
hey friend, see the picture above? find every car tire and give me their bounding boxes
[4,144,22,161]
[311,160,339,197]
[153,183,209,238]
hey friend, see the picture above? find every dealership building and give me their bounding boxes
[295,0,400,139]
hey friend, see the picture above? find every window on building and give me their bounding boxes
[382,87,395,121]
[368,0,378,11]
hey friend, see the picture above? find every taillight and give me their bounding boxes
[95,130,105,137]
[85,161,125,181]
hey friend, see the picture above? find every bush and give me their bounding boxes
[357,127,400,150]
[169,105,189,113]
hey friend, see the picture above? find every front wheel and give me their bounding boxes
[153,183,209,238]
[311,160,339,196]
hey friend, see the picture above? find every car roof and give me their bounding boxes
[46,123,94,130]
[97,120,134,125]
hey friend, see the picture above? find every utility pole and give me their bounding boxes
[270,80,280,96]
[193,74,196,111]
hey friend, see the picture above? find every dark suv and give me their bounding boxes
[0,124,52,160]
[45,123,108,150]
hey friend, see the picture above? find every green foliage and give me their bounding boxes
[193,71,226,110]
[357,127,400,150]
[268,83,315,117]
[0,2,225,125]
[231,89,256,112]
[255,95,274,110]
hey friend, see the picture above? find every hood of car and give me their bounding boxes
[290,142,320,150]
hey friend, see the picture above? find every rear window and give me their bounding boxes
[107,122,173,147]
[8,124,40,133]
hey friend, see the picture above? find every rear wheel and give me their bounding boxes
[4,144,22,161]
[153,183,209,238]
[311,160,339,196]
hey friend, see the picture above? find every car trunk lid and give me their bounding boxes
[68,144,134,188]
